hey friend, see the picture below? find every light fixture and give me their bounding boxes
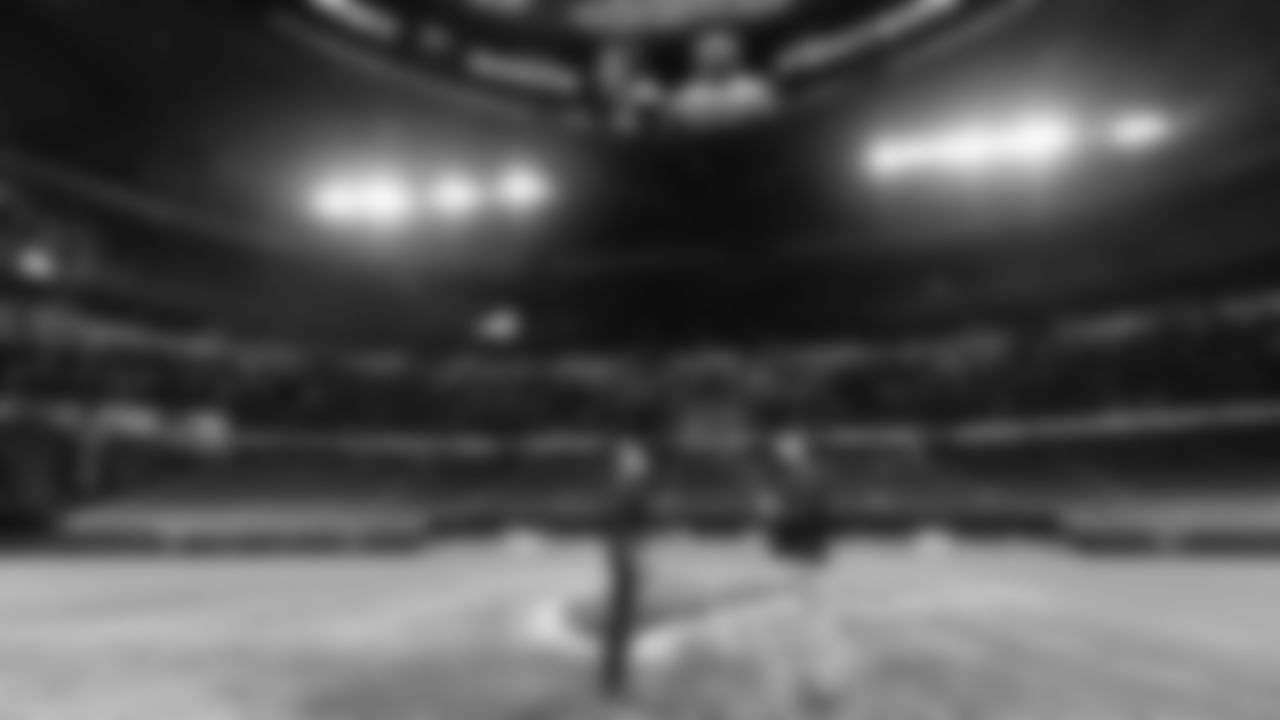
[1109,112,1174,152]
[495,165,554,212]
[427,175,486,219]
[865,141,920,180]
[310,180,364,223]
[929,128,1004,172]
[356,175,416,227]
[1002,114,1081,166]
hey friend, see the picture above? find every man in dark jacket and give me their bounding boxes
[598,438,655,701]
[763,431,836,607]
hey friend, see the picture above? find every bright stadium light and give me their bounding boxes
[357,175,416,227]
[866,141,920,181]
[928,115,1080,172]
[930,128,1004,172]
[310,173,415,229]
[1109,111,1174,152]
[495,165,554,212]
[309,160,556,230]
[310,180,364,223]
[1003,114,1081,166]
[427,175,486,219]
[862,109,1162,185]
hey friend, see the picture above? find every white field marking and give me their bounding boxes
[0,558,492,623]
[514,551,1054,668]
[520,596,592,659]
[781,566,1058,621]
[710,559,1280,695]
[310,564,596,651]
[516,574,806,667]
[518,593,695,668]
[1052,603,1280,666]
[644,586,810,658]
[881,583,1057,618]
[0,559,594,656]
[0,672,259,720]
[522,577,1059,671]
[952,610,1267,699]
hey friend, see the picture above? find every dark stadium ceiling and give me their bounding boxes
[271,0,1030,133]
[1,0,1280,349]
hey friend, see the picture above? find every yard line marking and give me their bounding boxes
[953,611,1280,712]
[0,560,594,656]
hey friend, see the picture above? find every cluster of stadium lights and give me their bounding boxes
[864,110,1176,182]
[309,164,555,231]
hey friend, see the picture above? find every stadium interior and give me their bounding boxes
[1,0,1280,718]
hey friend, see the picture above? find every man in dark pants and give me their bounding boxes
[595,430,835,703]
[763,430,836,608]
[598,438,655,702]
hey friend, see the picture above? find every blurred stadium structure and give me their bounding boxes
[272,0,1035,135]
[0,167,1279,554]
[0,248,1279,549]
[4,2,1280,718]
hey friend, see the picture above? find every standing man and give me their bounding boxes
[765,430,836,607]
[761,429,851,708]
[598,437,656,702]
